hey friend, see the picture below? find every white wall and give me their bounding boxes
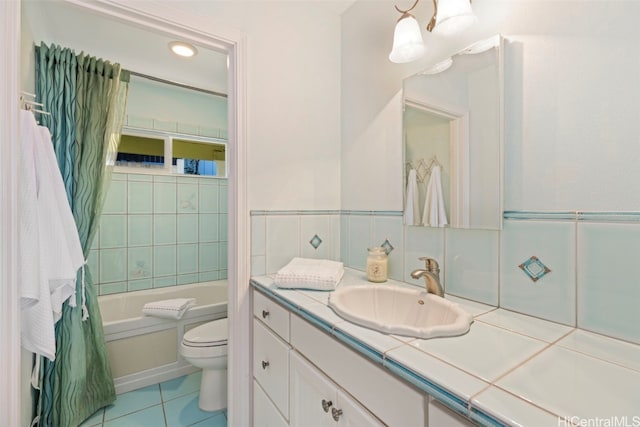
[132,0,344,210]
[342,0,640,212]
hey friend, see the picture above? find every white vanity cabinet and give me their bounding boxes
[252,288,429,427]
[290,351,384,427]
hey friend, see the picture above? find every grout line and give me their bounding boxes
[390,340,491,387]
[478,383,567,423]
[473,316,573,344]
[554,334,640,374]
[487,328,575,388]
[574,220,579,329]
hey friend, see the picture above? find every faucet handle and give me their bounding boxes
[418,257,439,272]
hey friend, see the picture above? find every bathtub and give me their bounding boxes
[99,280,228,394]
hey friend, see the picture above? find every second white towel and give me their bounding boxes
[422,165,449,227]
[274,257,345,291]
[143,298,197,319]
[404,169,421,226]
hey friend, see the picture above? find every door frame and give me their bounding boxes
[2,1,251,424]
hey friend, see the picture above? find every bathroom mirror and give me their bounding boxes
[403,35,503,230]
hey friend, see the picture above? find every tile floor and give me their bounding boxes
[80,371,227,427]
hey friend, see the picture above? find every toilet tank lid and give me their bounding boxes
[184,318,228,345]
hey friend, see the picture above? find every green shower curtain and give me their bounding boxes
[35,42,129,427]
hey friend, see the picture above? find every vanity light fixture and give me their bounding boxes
[169,41,198,58]
[388,0,477,64]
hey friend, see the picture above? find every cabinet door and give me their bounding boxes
[254,319,290,418]
[254,380,289,427]
[290,352,336,427]
[335,390,384,427]
[290,352,385,427]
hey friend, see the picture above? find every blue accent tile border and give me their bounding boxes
[250,210,341,216]
[504,211,640,222]
[249,209,403,217]
[469,407,506,427]
[250,281,507,427]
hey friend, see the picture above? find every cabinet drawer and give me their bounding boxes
[253,318,290,419]
[254,379,289,427]
[253,289,290,341]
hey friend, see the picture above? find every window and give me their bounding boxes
[116,128,227,177]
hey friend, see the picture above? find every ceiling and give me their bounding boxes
[22,0,229,94]
[22,0,359,94]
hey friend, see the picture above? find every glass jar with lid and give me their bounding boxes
[366,247,388,283]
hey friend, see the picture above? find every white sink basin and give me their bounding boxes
[328,285,473,339]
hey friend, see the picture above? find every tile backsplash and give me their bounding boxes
[90,172,228,295]
[251,209,640,345]
[250,210,341,276]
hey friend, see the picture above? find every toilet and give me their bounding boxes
[179,318,228,412]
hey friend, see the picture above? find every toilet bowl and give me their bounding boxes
[180,318,228,412]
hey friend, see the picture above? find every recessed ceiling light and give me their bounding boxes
[169,41,198,58]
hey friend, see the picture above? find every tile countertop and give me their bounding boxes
[250,268,640,427]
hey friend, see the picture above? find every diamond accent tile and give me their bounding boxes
[381,239,394,255]
[309,234,323,250]
[519,256,551,282]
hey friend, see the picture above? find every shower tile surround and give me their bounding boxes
[92,172,227,295]
[252,209,640,344]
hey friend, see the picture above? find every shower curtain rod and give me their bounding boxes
[127,70,228,99]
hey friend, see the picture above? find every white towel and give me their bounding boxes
[422,165,448,227]
[18,111,42,308]
[274,257,345,291]
[403,169,421,226]
[19,111,55,361]
[36,125,84,322]
[143,298,197,319]
[19,111,86,361]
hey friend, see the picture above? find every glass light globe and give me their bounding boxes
[388,14,426,64]
[432,0,477,35]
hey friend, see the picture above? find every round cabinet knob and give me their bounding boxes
[331,408,343,421]
[321,399,333,413]
[262,310,269,319]
[261,360,269,370]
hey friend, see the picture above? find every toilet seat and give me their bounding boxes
[182,318,227,350]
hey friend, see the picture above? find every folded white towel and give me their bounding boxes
[404,169,421,226]
[422,165,449,227]
[142,298,196,320]
[274,258,345,291]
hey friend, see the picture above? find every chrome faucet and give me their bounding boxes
[410,257,444,297]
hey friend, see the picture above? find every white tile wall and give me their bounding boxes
[403,226,444,284]
[577,222,640,344]
[372,216,404,281]
[251,212,341,275]
[500,220,576,326]
[445,228,499,306]
[346,215,373,270]
[264,216,300,273]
